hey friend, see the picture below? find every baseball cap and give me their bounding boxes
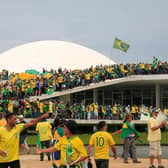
[18,115,24,119]
[152,108,158,113]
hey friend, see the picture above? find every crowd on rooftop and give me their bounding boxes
[0,61,168,99]
[1,60,168,120]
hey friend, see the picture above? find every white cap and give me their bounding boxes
[18,115,24,119]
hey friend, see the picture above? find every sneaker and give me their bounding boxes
[27,148,30,154]
[133,160,141,163]
[149,165,156,168]
[124,160,128,163]
[158,165,164,168]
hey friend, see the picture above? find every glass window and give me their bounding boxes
[143,98,151,106]
[104,90,112,98]
[161,88,168,97]
[85,90,93,99]
[104,99,112,105]
[143,88,152,97]
[85,99,93,105]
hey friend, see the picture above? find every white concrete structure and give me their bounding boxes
[0,41,115,72]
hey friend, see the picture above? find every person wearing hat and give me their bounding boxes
[35,120,88,168]
[148,108,167,168]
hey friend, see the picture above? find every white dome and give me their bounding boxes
[0,41,116,72]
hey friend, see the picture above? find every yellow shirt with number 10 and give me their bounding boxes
[89,131,115,159]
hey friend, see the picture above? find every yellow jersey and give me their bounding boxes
[93,104,99,112]
[36,122,52,141]
[55,136,87,166]
[39,102,43,113]
[0,124,24,162]
[89,131,115,159]
[112,106,118,115]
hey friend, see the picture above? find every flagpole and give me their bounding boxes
[109,45,113,65]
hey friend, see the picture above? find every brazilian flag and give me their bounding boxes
[113,38,130,52]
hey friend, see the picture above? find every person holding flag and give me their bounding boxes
[121,113,141,164]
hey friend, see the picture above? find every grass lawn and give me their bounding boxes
[27,131,168,145]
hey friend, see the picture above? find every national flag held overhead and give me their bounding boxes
[152,56,159,69]
[152,56,163,69]
[113,38,130,52]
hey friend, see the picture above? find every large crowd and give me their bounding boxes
[0,61,168,120]
[0,61,168,99]
[0,59,167,168]
[1,95,168,120]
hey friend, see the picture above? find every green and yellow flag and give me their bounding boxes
[113,38,130,52]
[152,56,163,69]
[152,56,159,69]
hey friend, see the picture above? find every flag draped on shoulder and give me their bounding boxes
[122,121,142,143]
[113,38,130,52]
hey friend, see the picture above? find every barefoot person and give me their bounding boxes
[0,111,50,168]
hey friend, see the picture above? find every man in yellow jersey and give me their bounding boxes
[36,118,52,161]
[0,111,50,168]
[88,121,117,168]
[0,113,6,127]
[35,120,88,168]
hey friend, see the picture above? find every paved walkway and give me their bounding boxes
[20,155,168,168]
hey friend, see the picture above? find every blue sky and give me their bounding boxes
[0,0,167,64]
